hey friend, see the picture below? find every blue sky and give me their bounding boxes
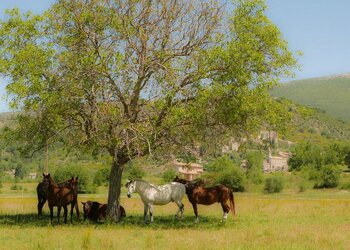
[0,0,349,112]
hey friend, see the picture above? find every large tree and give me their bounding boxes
[0,0,297,221]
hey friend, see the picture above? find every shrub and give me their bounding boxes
[125,163,145,180]
[313,165,342,189]
[93,168,110,186]
[245,151,264,184]
[264,175,284,193]
[10,184,23,190]
[206,156,246,192]
[162,168,177,183]
[54,164,95,193]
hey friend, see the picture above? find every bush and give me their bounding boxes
[14,162,28,179]
[10,184,23,190]
[93,168,110,186]
[264,175,284,193]
[54,164,96,193]
[245,151,264,184]
[162,168,177,183]
[125,164,145,180]
[313,165,342,189]
[206,156,246,192]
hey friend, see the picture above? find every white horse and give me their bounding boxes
[125,179,186,223]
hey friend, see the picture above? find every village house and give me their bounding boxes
[263,150,291,172]
[173,161,204,181]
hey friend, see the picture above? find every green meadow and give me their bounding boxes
[1,182,350,250]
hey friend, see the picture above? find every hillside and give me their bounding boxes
[271,74,350,122]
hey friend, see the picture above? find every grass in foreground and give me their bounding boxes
[1,190,350,250]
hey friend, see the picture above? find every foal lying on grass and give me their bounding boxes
[82,201,126,222]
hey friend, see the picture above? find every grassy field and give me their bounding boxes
[1,182,350,249]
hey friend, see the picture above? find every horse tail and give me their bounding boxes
[229,189,236,217]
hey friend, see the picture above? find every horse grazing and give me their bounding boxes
[81,201,126,222]
[173,176,235,223]
[43,173,80,224]
[125,179,185,224]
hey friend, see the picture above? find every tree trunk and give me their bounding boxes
[106,159,124,222]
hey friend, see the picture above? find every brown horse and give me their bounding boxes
[36,174,72,216]
[43,173,80,224]
[173,176,235,223]
[81,201,126,222]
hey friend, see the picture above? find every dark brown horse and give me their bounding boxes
[81,201,126,222]
[173,176,235,223]
[43,173,80,224]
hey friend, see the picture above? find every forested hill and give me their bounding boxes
[271,74,350,122]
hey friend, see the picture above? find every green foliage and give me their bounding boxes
[205,156,246,192]
[345,151,350,169]
[313,165,342,189]
[54,165,95,193]
[245,151,264,184]
[93,168,110,186]
[125,164,145,180]
[14,162,28,179]
[289,142,347,171]
[162,169,177,183]
[264,175,284,193]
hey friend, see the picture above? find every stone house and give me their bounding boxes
[263,150,291,172]
[173,161,204,181]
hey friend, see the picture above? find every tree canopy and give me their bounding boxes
[0,0,297,221]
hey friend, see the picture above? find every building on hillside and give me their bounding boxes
[173,161,204,181]
[222,137,246,153]
[259,130,278,144]
[263,150,291,172]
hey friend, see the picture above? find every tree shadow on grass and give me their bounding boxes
[0,213,236,229]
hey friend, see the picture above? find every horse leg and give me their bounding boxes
[75,202,80,221]
[70,203,74,223]
[57,205,62,224]
[143,203,148,224]
[175,201,184,220]
[38,198,43,216]
[149,205,153,223]
[191,202,199,223]
[221,202,230,221]
[63,206,68,224]
[49,205,54,224]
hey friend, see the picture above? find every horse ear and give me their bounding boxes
[76,177,78,180]
[81,202,85,205]
[48,173,50,178]
[43,173,45,177]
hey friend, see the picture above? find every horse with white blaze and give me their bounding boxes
[125,179,186,223]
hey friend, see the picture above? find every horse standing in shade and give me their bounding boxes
[125,179,186,224]
[173,176,235,223]
[36,174,72,216]
[37,174,50,216]
[43,173,80,223]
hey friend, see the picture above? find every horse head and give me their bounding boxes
[81,201,93,220]
[125,180,135,198]
[173,176,189,185]
[68,177,79,193]
[42,173,53,185]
